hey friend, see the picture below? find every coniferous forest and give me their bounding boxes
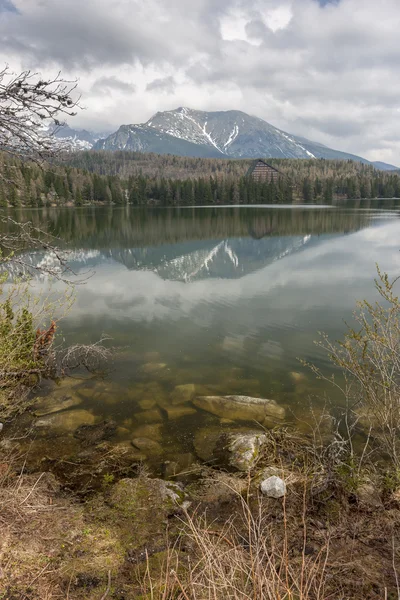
[1,150,400,207]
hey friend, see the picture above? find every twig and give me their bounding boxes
[99,570,111,600]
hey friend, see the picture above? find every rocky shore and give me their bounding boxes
[0,365,399,598]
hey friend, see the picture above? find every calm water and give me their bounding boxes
[3,203,400,467]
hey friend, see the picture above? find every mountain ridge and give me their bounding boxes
[57,107,396,168]
[93,107,375,164]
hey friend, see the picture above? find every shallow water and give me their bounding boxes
[2,202,400,467]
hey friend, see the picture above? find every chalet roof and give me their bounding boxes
[246,159,282,177]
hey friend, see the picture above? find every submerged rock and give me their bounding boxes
[289,371,307,384]
[34,409,96,432]
[33,393,82,417]
[161,405,197,420]
[194,395,285,425]
[131,437,163,455]
[131,423,163,442]
[260,476,286,498]
[194,426,227,462]
[139,362,168,375]
[133,408,164,424]
[170,383,197,405]
[74,420,117,446]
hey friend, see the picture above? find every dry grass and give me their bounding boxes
[0,451,79,599]
[140,489,332,600]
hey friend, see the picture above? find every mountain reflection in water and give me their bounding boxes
[1,204,400,467]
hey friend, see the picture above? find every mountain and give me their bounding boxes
[94,107,372,164]
[49,125,106,151]
[6,235,316,283]
[371,161,399,171]
[94,123,223,158]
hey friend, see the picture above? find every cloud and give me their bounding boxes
[146,76,176,94]
[1,0,400,163]
[0,0,18,13]
[91,76,136,94]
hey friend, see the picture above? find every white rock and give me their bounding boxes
[260,476,286,498]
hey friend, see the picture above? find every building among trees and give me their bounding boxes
[247,159,281,182]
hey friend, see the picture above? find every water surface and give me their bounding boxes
[3,203,400,467]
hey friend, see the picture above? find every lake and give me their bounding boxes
[2,202,400,471]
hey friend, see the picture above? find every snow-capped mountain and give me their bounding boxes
[2,236,316,283]
[49,125,107,151]
[94,107,372,163]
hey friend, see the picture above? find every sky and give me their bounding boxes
[1,0,399,163]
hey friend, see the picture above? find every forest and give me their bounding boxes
[1,150,400,207]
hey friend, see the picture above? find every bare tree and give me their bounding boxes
[0,66,79,168]
[0,68,111,421]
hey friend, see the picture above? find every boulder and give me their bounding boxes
[193,426,266,471]
[260,476,286,498]
[170,384,197,405]
[193,395,285,425]
[214,432,266,471]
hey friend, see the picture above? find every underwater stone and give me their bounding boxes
[260,476,286,498]
[133,408,164,424]
[74,420,117,446]
[289,371,307,384]
[194,395,285,424]
[139,362,168,375]
[170,383,197,405]
[131,437,163,455]
[138,397,157,410]
[131,423,163,442]
[161,405,197,420]
[34,409,96,432]
[33,393,83,416]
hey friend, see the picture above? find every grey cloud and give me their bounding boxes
[91,76,136,94]
[245,19,268,40]
[146,76,176,94]
[0,0,222,70]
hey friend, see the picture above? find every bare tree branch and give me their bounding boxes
[0,66,80,176]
